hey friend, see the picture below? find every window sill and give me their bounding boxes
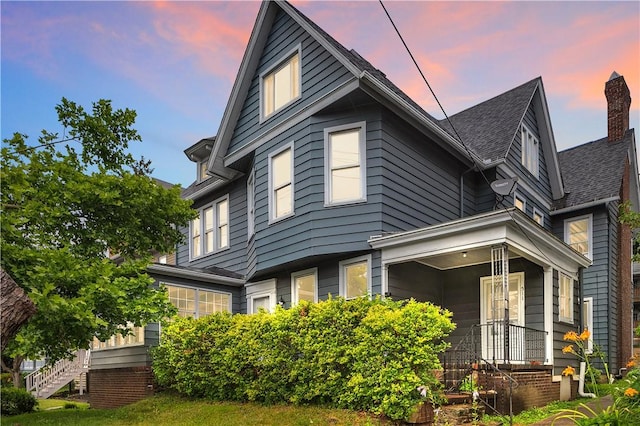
[324,198,367,208]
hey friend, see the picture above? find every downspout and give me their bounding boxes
[576,267,596,398]
[578,361,596,398]
[460,165,475,218]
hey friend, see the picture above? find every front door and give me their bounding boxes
[480,272,525,363]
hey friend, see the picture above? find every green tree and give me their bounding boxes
[620,201,640,262]
[0,98,195,386]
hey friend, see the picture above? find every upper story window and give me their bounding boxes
[269,143,294,222]
[191,195,230,259]
[261,48,301,119]
[198,159,210,182]
[165,284,231,318]
[339,255,371,299]
[564,215,592,259]
[521,124,539,178]
[514,193,526,212]
[247,169,255,239]
[291,268,317,304]
[559,273,574,323]
[533,208,544,226]
[324,122,367,205]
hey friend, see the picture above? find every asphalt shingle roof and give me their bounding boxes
[438,78,540,163]
[553,130,633,210]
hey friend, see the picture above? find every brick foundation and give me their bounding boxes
[477,368,576,415]
[89,367,155,409]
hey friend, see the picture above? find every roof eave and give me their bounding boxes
[147,264,245,287]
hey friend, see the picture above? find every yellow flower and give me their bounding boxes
[579,329,590,341]
[624,388,639,398]
[562,366,575,376]
[562,345,575,354]
[627,359,636,368]
[564,331,579,342]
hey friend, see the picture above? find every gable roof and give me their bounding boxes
[439,78,539,163]
[207,0,479,180]
[552,130,635,212]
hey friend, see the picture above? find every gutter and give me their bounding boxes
[550,196,620,216]
[147,264,245,287]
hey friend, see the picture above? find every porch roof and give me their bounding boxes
[368,208,591,275]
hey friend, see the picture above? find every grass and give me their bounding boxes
[3,393,391,426]
[37,398,90,411]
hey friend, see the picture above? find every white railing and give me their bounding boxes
[25,349,91,399]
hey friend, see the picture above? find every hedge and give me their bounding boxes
[152,296,454,421]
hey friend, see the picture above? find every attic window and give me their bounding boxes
[198,160,210,182]
[261,49,300,119]
[521,124,539,178]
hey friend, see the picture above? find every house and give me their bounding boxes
[86,0,638,412]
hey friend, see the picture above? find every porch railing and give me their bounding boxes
[440,323,547,392]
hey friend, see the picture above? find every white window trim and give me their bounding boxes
[163,282,233,318]
[513,192,526,212]
[189,194,230,260]
[259,45,302,122]
[249,293,274,313]
[583,297,593,354]
[246,279,277,313]
[268,142,295,223]
[339,254,372,299]
[533,207,544,226]
[559,273,574,324]
[291,268,318,305]
[247,168,255,240]
[521,123,539,178]
[324,121,367,206]
[563,214,593,260]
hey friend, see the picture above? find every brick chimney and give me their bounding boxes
[604,71,631,142]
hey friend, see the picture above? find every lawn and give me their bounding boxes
[3,393,390,426]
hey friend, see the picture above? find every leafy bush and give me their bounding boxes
[153,296,454,421]
[0,387,37,416]
[0,373,14,388]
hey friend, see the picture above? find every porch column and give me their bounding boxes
[491,244,509,363]
[381,263,389,299]
[544,267,553,365]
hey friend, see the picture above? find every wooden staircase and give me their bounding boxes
[25,349,90,399]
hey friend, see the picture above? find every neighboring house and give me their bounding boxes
[87,0,638,412]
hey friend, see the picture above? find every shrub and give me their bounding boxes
[0,373,14,388]
[0,387,37,416]
[153,296,454,421]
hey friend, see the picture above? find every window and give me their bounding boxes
[533,208,544,226]
[165,284,231,318]
[251,295,272,313]
[339,255,371,299]
[190,196,230,258]
[269,144,293,221]
[262,49,300,119]
[559,273,573,323]
[159,255,167,264]
[217,199,228,249]
[291,268,317,304]
[93,323,144,350]
[583,297,593,354]
[247,169,255,238]
[324,123,366,205]
[521,124,539,178]
[198,160,209,182]
[564,215,592,259]
[514,193,526,212]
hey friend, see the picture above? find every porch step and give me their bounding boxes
[444,390,497,406]
[436,403,486,424]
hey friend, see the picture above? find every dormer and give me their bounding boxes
[184,137,215,183]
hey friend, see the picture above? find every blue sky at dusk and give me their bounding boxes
[2,1,639,187]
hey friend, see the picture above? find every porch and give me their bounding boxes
[369,209,591,414]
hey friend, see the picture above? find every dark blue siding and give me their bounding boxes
[227,9,354,155]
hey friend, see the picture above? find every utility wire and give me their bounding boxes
[3,136,80,155]
[378,0,557,268]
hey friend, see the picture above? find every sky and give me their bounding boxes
[2,1,639,188]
